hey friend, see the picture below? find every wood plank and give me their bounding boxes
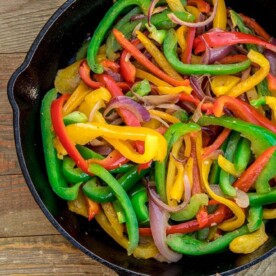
[0,174,57,237]
[0,0,66,53]
[0,235,117,275]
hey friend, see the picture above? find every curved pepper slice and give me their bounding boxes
[226,50,270,98]
[202,159,245,232]
[229,223,268,254]
[164,29,251,75]
[65,122,167,164]
[41,89,82,200]
[213,0,226,30]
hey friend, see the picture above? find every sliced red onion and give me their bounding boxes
[147,173,191,213]
[104,68,123,82]
[196,13,206,35]
[190,76,206,100]
[133,92,179,105]
[155,104,182,111]
[167,0,218,28]
[148,196,182,263]
[234,188,249,208]
[132,22,143,37]
[89,100,104,122]
[202,45,234,64]
[131,14,147,21]
[209,184,225,196]
[264,37,276,75]
[148,0,160,26]
[104,96,151,122]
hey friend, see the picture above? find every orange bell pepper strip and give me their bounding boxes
[187,0,210,13]
[267,73,276,92]
[239,13,271,41]
[233,146,276,192]
[113,29,190,87]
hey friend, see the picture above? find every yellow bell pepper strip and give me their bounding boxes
[184,134,192,157]
[95,211,159,259]
[263,208,276,219]
[136,68,172,87]
[211,75,241,97]
[101,202,124,237]
[226,50,270,98]
[229,223,268,254]
[149,110,180,124]
[263,96,276,124]
[176,26,188,53]
[166,138,183,206]
[218,155,241,178]
[62,81,91,116]
[113,29,190,87]
[68,190,89,218]
[166,0,185,12]
[136,30,184,81]
[213,0,227,30]
[202,159,245,232]
[54,60,83,94]
[158,85,193,95]
[171,160,186,202]
[65,122,167,164]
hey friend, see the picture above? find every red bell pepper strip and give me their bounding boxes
[234,146,276,192]
[267,73,276,92]
[79,60,102,89]
[51,94,90,174]
[202,128,231,159]
[239,14,271,41]
[194,32,276,54]
[182,27,196,64]
[196,205,209,228]
[87,149,128,170]
[113,28,190,87]
[139,204,229,236]
[212,96,276,133]
[218,54,248,64]
[101,59,120,72]
[179,93,214,112]
[120,48,136,83]
[187,0,210,13]
[96,74,147,157]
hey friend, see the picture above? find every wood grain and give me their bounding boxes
[1,0,276,275]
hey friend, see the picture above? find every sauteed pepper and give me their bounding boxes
[41,0,276,262]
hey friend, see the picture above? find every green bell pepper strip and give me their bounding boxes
[88,163,139,255]
[247,206,263,232]
[209,137,229,184]
[40,89,81,200]
[219,131,240,197]
[63,111,88,126]
[107,9,195,57]
[62,157,91,184]
[233,137,252,173]
[257,79,270,97]
[170,193,209,222]
[198,115,276,194]
[249,188,276,206]
[163,29,251,75]
[129,185,149,225]
[155,122,201,202]
[83,166,149,203]
[113,200,126,224]
[106,6,142,60]
[87,0,152,73]
[166,225,249,255]
[229,10,258,52]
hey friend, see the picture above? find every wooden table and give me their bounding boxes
[0,1,275,275]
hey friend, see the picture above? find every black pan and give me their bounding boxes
[7,0,276,275]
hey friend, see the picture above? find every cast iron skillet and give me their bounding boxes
[7,0,276,275]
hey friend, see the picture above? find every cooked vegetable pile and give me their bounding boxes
[41,0,276,262]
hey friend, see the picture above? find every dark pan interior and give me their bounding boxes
[7,0,276,275]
